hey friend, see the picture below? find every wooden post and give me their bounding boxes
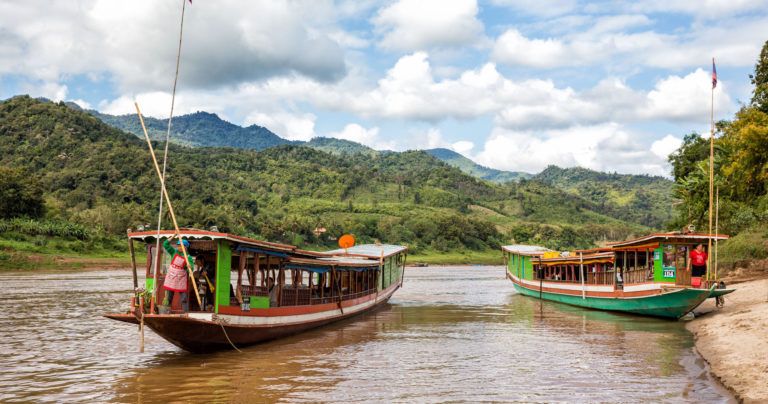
[236,252,245,305]
[135,102,201,307]
[127,229,138,290]
[580,252,585,299]
[634,251,638,273]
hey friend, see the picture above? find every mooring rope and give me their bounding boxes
[151,0,188,306]
[218,321,243,353]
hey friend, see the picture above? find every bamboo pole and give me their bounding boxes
[135,102,202,307]
[715,187,719,282]
[708,58,715,283]
[127,229,138,290]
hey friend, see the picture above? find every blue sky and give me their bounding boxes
[1,0,766,176]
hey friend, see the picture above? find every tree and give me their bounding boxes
[0,167,45,219]
[750,40,768,113]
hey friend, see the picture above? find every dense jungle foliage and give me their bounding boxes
[669,40,768,240]
[0,96,661,253]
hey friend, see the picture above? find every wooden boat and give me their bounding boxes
[502,232,734,319]
[105,229,407,352]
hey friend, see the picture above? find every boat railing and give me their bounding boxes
[235,284,379,307]
[585,270,615,285]
[622,268,653,284]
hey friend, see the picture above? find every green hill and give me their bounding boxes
[533,165,674,229]
[89,109,291,150]
[304,137,380,156]
[0,96,659,267]
[425,148,532,183]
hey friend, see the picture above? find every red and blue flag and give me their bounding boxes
[712,58,717,89]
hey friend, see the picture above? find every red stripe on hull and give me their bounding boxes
[143,283,401,353]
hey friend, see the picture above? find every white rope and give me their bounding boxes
[151,0,188,306]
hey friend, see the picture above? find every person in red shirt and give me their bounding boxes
[688,244,708,277]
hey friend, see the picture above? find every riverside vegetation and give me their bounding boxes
[1,97,661,269]
[1,40,766,270]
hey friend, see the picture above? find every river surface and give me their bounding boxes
[0,266,732,403]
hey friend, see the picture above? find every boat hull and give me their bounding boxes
[708,288,735,298]
[509,275,711,319]
[125,282,401,353]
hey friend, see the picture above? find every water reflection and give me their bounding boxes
[0,267,731,403]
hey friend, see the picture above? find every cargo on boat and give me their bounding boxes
[502,232,733,319]
[105,229,407,353]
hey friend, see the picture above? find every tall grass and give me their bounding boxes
[0,218,92,240]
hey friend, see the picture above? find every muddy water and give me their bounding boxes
[0,266,732,403]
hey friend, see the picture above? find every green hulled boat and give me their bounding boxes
[503,232,734,319]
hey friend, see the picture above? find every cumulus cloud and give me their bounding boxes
[492,14,767,69]
[451,140,475,154]
[373,0,485,51]
[327,123,396,150]
[650,134,683,160]
[0,0,349,93]
[474,123,674,176]
[245,111,317,141]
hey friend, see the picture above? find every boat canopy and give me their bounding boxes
[127,229,407,262]
[502,245,551,256]
[128,229,295,252]
[608,232,729,250]
[301,244,408,259]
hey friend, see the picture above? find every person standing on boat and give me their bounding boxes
[688,244,708,278]
[163,236,194,311]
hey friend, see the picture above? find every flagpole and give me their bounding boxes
[707,57,715,284]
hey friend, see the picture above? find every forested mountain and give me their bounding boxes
[425,148,532,183]
[90,109,291,150]
[304,137,380,156]
[533,165,674,229]
[1,96,652,252]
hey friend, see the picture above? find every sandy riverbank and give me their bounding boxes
[688,276,768,403]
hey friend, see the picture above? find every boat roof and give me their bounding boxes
[128,229,296,252]
[320,244,408,258]
[127,230,407,259]
[608,232,729,248]
[502,244,551,256]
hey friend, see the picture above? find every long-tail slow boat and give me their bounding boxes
[105,229,407,352]
[502,232,734,319]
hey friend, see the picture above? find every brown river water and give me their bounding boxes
[0,266,732,403]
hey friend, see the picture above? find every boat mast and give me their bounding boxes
[707,57,716,284]
[150,0,188,309]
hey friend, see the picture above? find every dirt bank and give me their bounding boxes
[688,275,768,403]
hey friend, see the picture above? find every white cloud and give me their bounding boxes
[71,99,92,109]
[99,92,173,117]
[474,123,674,176]
[643,68,730,121]
[451,140,475,154]
[27,82,68,101]
[627,0,768,19]
[492,14,768,69]
[327,123,396,150]
[373,0,484,51]
[492,30,569,68]
[0,0,350,92]
[244,111,317,141]
[650,134,683,160]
